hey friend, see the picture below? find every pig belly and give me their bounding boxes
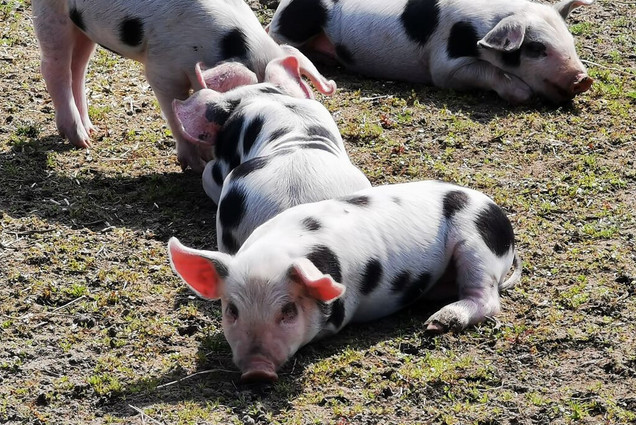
[325,22,431,83]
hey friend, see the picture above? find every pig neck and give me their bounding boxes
[251,37,288,81]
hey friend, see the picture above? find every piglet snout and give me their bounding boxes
[240,358,279,383]
[571,74,593,95]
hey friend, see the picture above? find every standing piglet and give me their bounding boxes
[31,0,336,172]
[168,180,522,382]
[268,0,594,103]
[172,58,371,253]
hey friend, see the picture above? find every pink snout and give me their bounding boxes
[571,74,594,95]
[239,357,279,383]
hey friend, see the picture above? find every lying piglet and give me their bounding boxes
[32,0,336,172]
[168,180,522,382]
[173,58,371,253]
[268,0,594,103]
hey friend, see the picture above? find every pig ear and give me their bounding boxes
[197,61,258,92]
[280,45,337,96]
[553,0,593,20]
[478,16,527,52]
[172,89,229,146]
[168,237,233,300]
[265,55,314,99]
[290,258,346,303]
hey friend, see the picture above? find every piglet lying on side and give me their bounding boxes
[169,180,522,382]
[173,59,370,253]
[268,0,594,103]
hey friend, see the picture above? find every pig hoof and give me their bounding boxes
[425,321,448,334]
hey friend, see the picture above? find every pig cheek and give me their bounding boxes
[221,318,247,368]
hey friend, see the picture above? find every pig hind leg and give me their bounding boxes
[438,60,533,104]
[34,4,95,147]
[425,249,501,333]
[71,31,96,136]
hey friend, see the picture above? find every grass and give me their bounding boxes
[1,0,635,424]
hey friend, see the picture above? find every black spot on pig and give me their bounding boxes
[443,190,469,219]
[221,28,248,60]
[296,141,334,153]
[307,125,338,145]
[268,127,291,143]
[211,161,224,186]
[447,21,479,58]
[475,203,515,257]
[501,49,521,68]
[218,186,246,231]
[221,231,240,255]
[401,0,440,46]
[120,17,144,47]
[211,258,230,278]
[275,0,328,43]
[242,115,265,155]
[260,86,284,95]
[205,102,231,125]
[302,217,322,232]
[360,259,383,295]
[401,271,431,305]
[306,245,342,282]
[69,7,86,31]
[230,157,269,179]
[391,271,411,293]
[335,43,355,65]
[343,195,370,207]
[216,113,245,168]
[327,299,345,329]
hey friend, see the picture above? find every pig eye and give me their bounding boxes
[281,302,298,323]
[524,41,547,58]
[226,303,239,321]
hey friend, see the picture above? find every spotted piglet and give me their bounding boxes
[168,180,522,382]
[268,0,594,103]
[32,0,336,172]
[172,59,371,254]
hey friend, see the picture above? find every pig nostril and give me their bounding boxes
[240,369,279,384]
[573,76,593,94]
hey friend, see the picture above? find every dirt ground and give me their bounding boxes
[1,0,635,424]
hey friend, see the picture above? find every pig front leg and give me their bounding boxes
[33,1,96,147]
[145,68,207,172]
[437,60,533,104]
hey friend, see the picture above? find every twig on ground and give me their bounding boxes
[360,95,394,101]
[12,228,57,236]
[128,404,165,425]
[156,369,235,389]
[581,59,636,78]
[50,296,86,313]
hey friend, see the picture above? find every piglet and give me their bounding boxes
[31,0,336,172]
[169,180,522,382]
[172,59,371,253]
[268,0,594,103]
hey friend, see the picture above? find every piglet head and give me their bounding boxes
[168,238,345,383]
[265,46,337,98]
[477,0,593,103]
[172,88,232,146]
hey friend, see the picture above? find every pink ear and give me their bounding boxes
[265,55,313,99]
[291,258,345,302]
[198,61,258,92]
[280,45,337,96]
[167,237,231,300]
[172,89,224,146]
